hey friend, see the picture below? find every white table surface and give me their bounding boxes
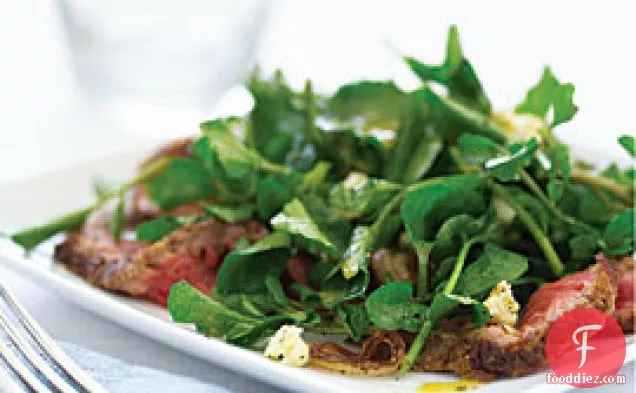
[0,0,633,392]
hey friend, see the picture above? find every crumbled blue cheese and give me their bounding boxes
[493,111,546,144]
[264,325,310,367]
[483,281,519,328]
[342,171,368,190]
[342,257,359,279]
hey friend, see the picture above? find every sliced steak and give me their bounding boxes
[310,330,406,376]
[54,217,267,306]
[614,255,634,332]
[54,233,150,295]
[140,218,266,305]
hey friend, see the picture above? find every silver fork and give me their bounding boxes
[0,283,109,393]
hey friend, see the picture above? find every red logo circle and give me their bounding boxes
[546,308,626,388]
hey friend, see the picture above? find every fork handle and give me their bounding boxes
[0,285,110,393]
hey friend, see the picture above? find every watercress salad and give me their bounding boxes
[11,26,634,373]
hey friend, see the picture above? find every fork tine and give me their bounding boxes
[0,339,51,392]
[0,312,77,393]
[0,285,109,393]
[0,364,26,393]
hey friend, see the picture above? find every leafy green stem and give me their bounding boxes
[306,323,350,335]
[571,169,632,205]
[259,160,291,174]
[370,190,406,239]
[443,237,480,295]
[491,183,564,276]
[399,319,432,374]
[414,242,432,302]
[302,80,328,150]
[11,157,170,251]
[425,88,506,144]
[518,169,598,233]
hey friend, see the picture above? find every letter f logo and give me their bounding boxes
[572,324,602,368]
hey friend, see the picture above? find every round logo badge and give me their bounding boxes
[545,308,626,388]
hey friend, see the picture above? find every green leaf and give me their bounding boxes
[603,208,634,256]
[203,204,255,223]
[246,69,306,164]
[339,226,373,280]
[329,81,409,130]
[602,163,633,186]
[374,213,403,248]
[405,25,490,113]
[246,71,329,172]
[11,207,93,251]
[201,118,285,175]
[457,133,500,165]
[335,303,370,341]
[191,136,258,204]
[147,157,216,209]
[256,173,300,220]
[454,244,528,296]
[384,93,443,183]
[300,161,331,189]
[515,66,578,126]
[507,188,550,232]
[329,173,401,221]
[215,232,292,296]
[264,275,289,306]
[271,199,338,256]
[569,234,601,260]
[169,281,257,338]
[401,173,485,242]
[365,282,427,333]
[403,132,444,183]
[214,293,273,317]
[428,293,490,327]
[547,144,571,201]
[432,255,457,288]
[559,183,613,227]
[485,138,539,182]
[169,281,299,347]
[321,130,387,176]
[434,214,487,251]
[405,25,462,83]
[334,226,376,300]
[303,195,354,253]
[618,135,635,157]
[291,284,345,310]
[136,216,183,242]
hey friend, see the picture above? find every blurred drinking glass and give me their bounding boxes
[57,0,270,137]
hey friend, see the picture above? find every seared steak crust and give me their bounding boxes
[54,233,150,295]
[310,330,406,376]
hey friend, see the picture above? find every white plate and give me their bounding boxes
[0,148,633,393]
